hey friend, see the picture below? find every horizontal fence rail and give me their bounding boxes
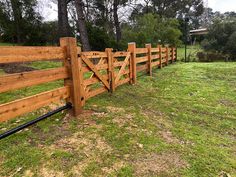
[0,37,177,122]
[0,47,64,63]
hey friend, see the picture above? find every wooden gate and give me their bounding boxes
[80,51,110,100]
[113,52,131,90]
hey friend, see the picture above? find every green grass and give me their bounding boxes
[178,45,202,61]
[0,60,63,104]
[0,42,14,46]
[27,61,63,70]
[0,62,235,177]
[0,69,5,75]
[0,81,63,104]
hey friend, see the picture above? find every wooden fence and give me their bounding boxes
[0,37,177,122]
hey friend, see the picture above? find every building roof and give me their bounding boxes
[190,28,208,35]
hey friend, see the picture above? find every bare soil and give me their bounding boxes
[0,63,36,74]
[133,152,188,176]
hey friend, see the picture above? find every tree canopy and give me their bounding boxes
[2,0,233,51]
[202,17,236,60]
[122,13,182,47]
[0,0,43,44]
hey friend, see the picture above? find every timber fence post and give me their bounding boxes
[128,43,137,84]
[106,48,115,92]
[171,47,174,63]
[145,44,152,76]
[158,45,162,69]
[166,46,169,66]
[60,37,84,117]
[175,48,178,61]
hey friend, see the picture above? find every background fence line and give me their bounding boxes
[0,37,177,122]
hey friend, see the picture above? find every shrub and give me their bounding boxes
[202,18,236,60]
[197,52,228,62]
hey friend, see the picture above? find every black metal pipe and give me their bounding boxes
[0,103,72,140]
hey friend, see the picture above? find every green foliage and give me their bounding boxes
[226,31,236,57]
[0,0,59,45]
[26,21,59,46]
[0,0,42,44]
[86,23,127,50]
[202,18,236,60]
[130,0,204,19]
[197,52,228,62]
[122,13,182,47]
[87,23,116,50]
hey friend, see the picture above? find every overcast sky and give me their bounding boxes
[209,0,236,12]
[39,0,236,21]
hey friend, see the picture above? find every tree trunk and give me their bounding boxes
[113,0,121,42]
[58,0,71,37]
[75,0,91,51]
[10,0,22,43]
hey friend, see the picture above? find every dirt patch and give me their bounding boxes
[0,156,4,167]
[92,112,107,118]
[23,170,34,177]
[50,132,112,155]
[29,121,71,146]
[141,109,165,118]
[219,171,232,177]
[101,161,126,174]
[36,102,65,115]
[133,152,188,176]
[72,160,126,176]
[50,132,116,176]
[48,102,65,111]
[30,109,100,146]
[75,110,106,130]
[0,63,36,74]
[106,106,125,113]
[79,110,95,119]
[112,113,134,127]
[160,131,180,144]
[40,167,64,177]
[141,109,173,131]
[219,99,235,107]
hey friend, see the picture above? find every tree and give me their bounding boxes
[58,0,71,37]
[113,0,121,42]
[202,18,236,60]
[87,23,116,50]
[74,0,91,51]
[0,1,13,42]
[0,0,43,44]
[10,0,22,43]
[152,0,204,18]
[130,0,204,19]
[85,0,131,43]
[122,13,182,47]
[226,31,236,58]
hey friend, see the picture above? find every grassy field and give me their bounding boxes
[0,62,235,177]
